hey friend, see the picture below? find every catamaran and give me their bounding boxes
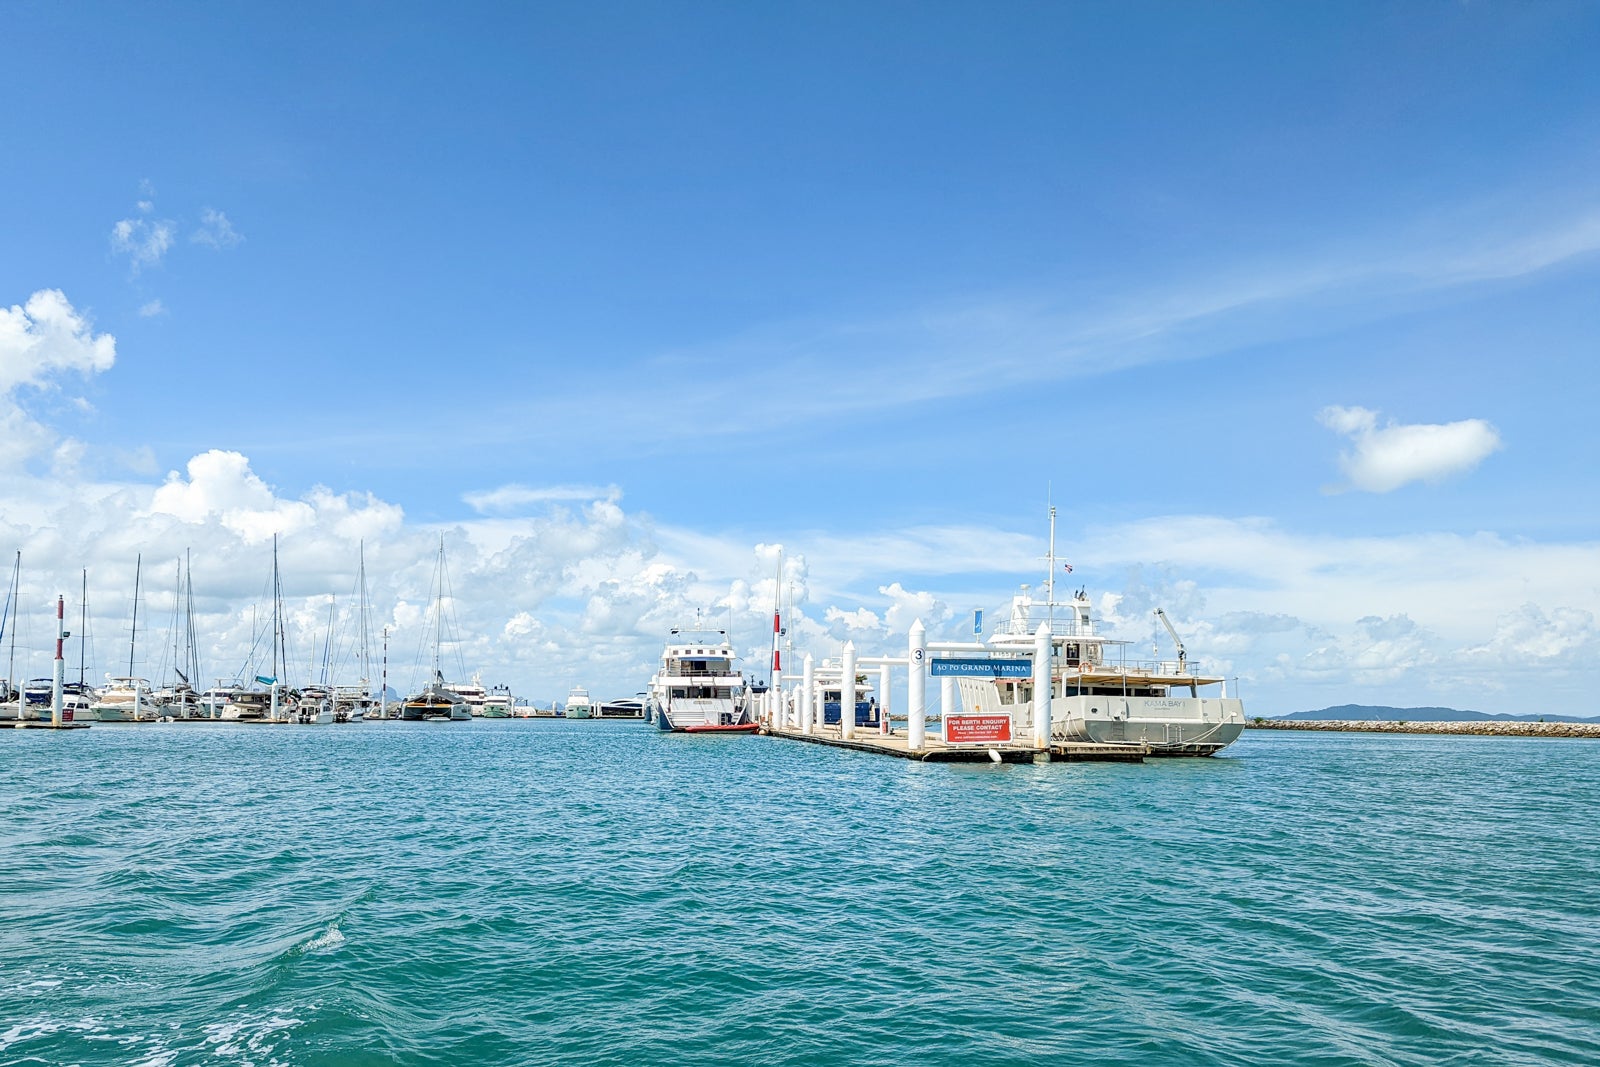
[400,537,470,722]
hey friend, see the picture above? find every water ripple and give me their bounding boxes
[1,724,1597,1064]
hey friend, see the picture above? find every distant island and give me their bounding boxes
[1274,704,1600,725]
[1249,705,1600,739]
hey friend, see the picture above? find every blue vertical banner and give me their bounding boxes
[973,609,983,635]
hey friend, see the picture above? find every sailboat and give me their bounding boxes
[401,536,470,722]
[154,553,204,719]
[226,536,295,722]
[92,553,158,722]
[331,542,377,723]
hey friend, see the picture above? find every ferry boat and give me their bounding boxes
[563,686,594,719]
[646,628,756,733]
[959,510,1244,756]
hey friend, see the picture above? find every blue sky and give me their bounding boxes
[2,2,1598,712]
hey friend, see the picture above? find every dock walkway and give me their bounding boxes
[764,724,1147,763]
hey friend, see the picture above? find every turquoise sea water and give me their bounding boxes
[2,722,1597,1066]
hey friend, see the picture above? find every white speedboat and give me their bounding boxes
[647,628,756,733]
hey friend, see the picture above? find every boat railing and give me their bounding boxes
[991,616,1098,638]
[1070,658,1196,679]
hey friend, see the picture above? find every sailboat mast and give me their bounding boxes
[357,540,370,689]
[184,549,200,686]
[79,568,87,687]
[171,557,182,685]
[4,551,19,700]
[273,535,286,686]
[129,553,142,677]
[431,535,444,681]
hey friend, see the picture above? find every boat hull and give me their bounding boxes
[651,696,751,733]
[1054,695,1246,756]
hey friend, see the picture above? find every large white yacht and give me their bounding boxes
[446,675,489,716]
[647,627,755,732]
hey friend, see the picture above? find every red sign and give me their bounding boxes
[945,713,1012,744]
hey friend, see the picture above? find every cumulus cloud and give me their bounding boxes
[191,207,243,249]
[1320,406,1502,493]
[0,289,117,394]
[138,299,166,318]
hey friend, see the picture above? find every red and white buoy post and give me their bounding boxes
[51,595,66,726]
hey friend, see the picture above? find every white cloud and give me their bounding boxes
[462,483,621,515]
[1319,406,1502,493]
[0,289,117,393]
[110,216,176,272]
[823,605,882,632]
[138,299,166,318]
[191,207,243,249]
[0,289,117,470]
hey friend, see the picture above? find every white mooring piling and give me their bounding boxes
[840,642,857,741]
[1033,622,1052,749]
[801,653,815,736]
[907,619,926,751]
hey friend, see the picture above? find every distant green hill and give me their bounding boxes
[1278,704,1600,724]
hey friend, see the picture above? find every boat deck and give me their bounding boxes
[764,723,1147,762]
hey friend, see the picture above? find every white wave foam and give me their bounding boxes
[302,923,346,953]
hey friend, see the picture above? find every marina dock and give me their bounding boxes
[764,722,1148,762]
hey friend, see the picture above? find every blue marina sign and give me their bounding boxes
[928,657,1032,678]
